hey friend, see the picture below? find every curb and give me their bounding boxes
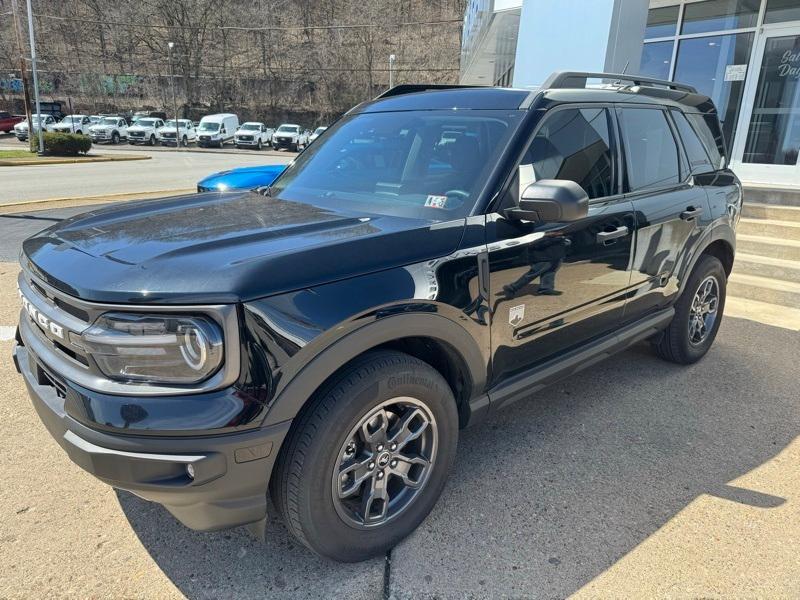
[0,188,195,214]
[0,154,151,167]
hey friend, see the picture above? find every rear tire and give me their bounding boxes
[271,350,458,562]
[290,142,298,152]
[654,254,726,365]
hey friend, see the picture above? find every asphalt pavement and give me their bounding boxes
[0,142,293,204]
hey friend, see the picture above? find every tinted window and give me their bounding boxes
[681,0,759,35]
[520,107,616,200]
[687,113,725,168]
[672,110,714,173]
[618,108,680,191]
[645,5,679,38]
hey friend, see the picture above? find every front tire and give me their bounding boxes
[112,132,120,145]
[654,254,726,364]
[257,139,263,150]
[271,350,458,562]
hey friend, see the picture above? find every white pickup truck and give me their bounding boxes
[127,117,165,146]
[271,123,309,152]
[158,119,197,146]
[52,115,92,135]
[88,116,128,144]
[235,122,274,150]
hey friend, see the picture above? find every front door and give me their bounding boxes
[487,106,636,385]
[732,26,800,184]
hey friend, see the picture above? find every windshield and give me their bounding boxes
[269,110,521,221]
[62,116,82,123]
[313,127,327,135]
[137,119,156,127]
[165,119,190,128]
[241,123,260,131]
[98,117,118,126]
[277,125,299,133]
[199,122,220,131]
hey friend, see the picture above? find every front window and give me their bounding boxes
[277,125,299,133]
[269,110,522,221]
[137,119,156,128]
[99,117,118,126]
[241,123,261,131]
[314,127,327,135]
[199,122,220,132]
[62,115,82,123]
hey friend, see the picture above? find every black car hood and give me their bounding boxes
[23,191,465,304]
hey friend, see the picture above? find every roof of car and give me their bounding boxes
[353,77,715,114]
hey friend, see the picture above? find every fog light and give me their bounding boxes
[186,463,196,479]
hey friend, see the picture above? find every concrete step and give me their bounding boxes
[725,296,800,331]
[742,203,800,222]
[738,218,800,241]
[734,253,800,284]
[743,186,800,206]
[737,234,800,261]
[728,272,800,308]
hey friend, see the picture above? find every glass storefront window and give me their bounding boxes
[674,33,754,149]
[645,6,680,38]
[640,41,674,80]
[765,0,800,24]
[743,34,800,165]
[681,0,760,35]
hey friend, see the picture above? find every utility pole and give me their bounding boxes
[10,0,34,152]
[25,0,44,155]
[168,42,178,151]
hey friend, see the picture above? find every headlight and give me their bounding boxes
[81,313,224,384]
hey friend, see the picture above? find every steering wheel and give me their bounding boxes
[444,189,470,200]
[334,155,366,172]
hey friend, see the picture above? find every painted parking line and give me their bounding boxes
[0,325,16,341]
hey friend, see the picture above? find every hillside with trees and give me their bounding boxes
[0,0,466,126]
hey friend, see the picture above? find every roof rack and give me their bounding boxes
[542,71,697,94]
[375,84,486,99]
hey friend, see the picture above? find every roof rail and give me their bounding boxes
[542,71,697,94]
[375,84,486,99]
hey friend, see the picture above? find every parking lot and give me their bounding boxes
[0,200,798,597]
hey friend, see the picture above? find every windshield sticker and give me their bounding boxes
[425,195,448,209]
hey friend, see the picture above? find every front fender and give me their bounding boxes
[260,311,487,427]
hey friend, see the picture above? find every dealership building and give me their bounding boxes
[461,0,800,187]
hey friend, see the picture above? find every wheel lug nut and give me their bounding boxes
[368,461,375,469]
[390,459,398,468]
[377,470,385,479]
[341,473,348,482]
[390,443,397,451]
[377,444,384,452]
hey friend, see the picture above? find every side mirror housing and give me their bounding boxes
[507,179,589,222]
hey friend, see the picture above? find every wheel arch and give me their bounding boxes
[261,312,488,429]
[678,226,735,297]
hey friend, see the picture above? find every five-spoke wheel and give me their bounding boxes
[333,398,437,528]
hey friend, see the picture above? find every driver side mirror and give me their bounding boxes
[507,179,589,222]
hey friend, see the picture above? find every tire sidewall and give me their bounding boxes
[674,256,727,362]
[287,356,458,561]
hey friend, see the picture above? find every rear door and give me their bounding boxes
[487,105,636,384]
[618,106,711,320]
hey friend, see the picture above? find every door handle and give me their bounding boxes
[596,226,629,245]
[680,206,703,221]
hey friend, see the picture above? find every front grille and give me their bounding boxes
[238,135,253,141]
[129,131,144,137]
[162,132,176,139]
[199,135,210,141]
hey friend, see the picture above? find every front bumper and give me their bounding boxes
[235,138,259,146]
[13,341,291,531]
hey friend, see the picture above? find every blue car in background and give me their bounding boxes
[196,163,286,192]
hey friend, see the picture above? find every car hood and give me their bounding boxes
[127,125,152,132]
[22,191,465,304]
[198,164,286,191]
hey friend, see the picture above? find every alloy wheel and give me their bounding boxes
[332,397,437,529]
[688,275,719,346]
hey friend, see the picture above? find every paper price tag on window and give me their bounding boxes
[725,64,747,82]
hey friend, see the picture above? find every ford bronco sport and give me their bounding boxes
[14,72,741,562]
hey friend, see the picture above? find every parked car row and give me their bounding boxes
[5,107,327,152]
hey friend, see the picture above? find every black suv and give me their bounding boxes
[14,72,741,562]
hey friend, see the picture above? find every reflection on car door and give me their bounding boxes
[617,106,712,320]
[487,106,636,385]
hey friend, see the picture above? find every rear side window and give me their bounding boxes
[672,110,715,173]
[618,108,680,192]
[686,113,725,169]
[519,107,616,199]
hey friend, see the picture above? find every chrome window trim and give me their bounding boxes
[18,269,240,397]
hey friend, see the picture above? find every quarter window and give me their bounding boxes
[618,108,681,192]
[672,110,715,173]
[519,107,616,200]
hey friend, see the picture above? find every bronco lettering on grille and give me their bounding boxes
[19,290,65,339]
